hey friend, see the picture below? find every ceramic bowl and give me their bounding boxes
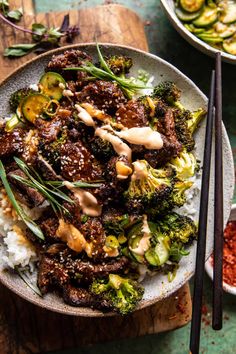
[161,0,236,65]
[0,43,234,316]
[205,204,236,295]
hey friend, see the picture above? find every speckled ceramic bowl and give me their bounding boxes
[0,43,234,316]
[161,0,236,65]
[205,204,236,295]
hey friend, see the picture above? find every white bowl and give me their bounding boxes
[161,0,236,65]
[205,204,236,295]
[0,43,234,315]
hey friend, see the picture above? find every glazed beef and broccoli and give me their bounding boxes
[0,46,205,314]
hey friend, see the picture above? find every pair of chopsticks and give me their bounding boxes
[189,52,223,354]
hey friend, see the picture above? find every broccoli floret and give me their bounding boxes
[153,81,181,104]
[124,160,175,213]
[158,212,197,244]
[146,179,193,218]
[187,108,206,135]
[90,274,144,315]
[9,87,37,111]
[168,149,198,180]
[105,55,133,76]
[90,136,115,161]
[174,108,206,152]
[171,180,193,207]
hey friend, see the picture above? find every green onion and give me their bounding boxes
[0,160,44,240]
[47,180,103,188]
[5,114,20,132]
[17,268,42,297]
[64,43,150,99]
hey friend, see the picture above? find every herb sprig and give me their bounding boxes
[1,12,80,57]
[64,43,150,99]
[17,268,42,297]
[0,160,44,240]
[0,0,22,22]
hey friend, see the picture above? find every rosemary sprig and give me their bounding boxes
[64,43,150,99]
[13,157,74,215]
[0,160,44,240]
[17,268,42,297]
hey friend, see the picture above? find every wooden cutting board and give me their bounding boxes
[0,1,192,353]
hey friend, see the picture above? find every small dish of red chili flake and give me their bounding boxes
[205,205,236,295]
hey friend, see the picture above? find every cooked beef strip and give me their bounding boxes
[76,80,127,115]
[38,255,70,294]
[37,213,60,242]
[46,50,92,80]
[60,141,103,181]
[7,169,45,207]
[0,127,25,158]
[36,155,62,181]
[116,100,148,128]
[144,108,182,167]
[80,217,106,259]
[64,256,129,283]
[36,117,63,143]
[62,284,112,310]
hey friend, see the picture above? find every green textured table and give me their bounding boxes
[8,1,236,353]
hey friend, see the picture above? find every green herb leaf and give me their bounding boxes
[4,43,37,57]
[7,9,22,21]
[0,160,44,240]
[17,268,42,297]
[47,180,103,188]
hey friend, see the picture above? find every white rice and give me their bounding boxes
[0,190,48,271]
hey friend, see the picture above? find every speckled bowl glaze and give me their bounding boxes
[205,204,236,295]
[161,0,236,65]
[0,43,234,316]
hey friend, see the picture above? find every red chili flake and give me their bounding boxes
[210,220,236,287]
[201,304,208,316]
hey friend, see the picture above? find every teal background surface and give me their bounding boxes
[34,1,236,353]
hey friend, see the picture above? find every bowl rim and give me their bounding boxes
[205,204,236,295]
[160,0,236,65]
[0,42,234,316]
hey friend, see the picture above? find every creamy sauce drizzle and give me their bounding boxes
[131,215,151,256]
[131,161,148,181]
[95,127,132,161]
[63,89,74,97]
[117,127,163,150]
[75,104,95,127]
[56,219,87,252]
[64,181,102,217]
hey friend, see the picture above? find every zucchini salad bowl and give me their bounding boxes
[161,0,236,64]
[0,44,234,316]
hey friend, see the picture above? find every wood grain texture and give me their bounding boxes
[0,2,148,81]
[0,282,191,353]
[0,1,192,352]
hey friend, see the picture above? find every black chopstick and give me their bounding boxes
[213,52,223,331]
[189,70,215,354]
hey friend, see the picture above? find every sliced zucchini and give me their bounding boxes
[175,7,202,22]
[145,248,159,266]
[144,237,169,267]
[128,233,145,264]
[180,0,205,13]
[219,28,235,39]
[220,1,236,24]
[39,72,66,100]
[223,37,236,55]
[193,6,218,27]
[22,93,50,124]
[197,32,223,43]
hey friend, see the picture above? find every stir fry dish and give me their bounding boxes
[0,45,205,314]
[175,0,236,56]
